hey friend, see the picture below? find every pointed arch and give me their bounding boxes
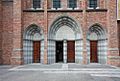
[48,16,82,40]
[48,16,83,64]
[87,24,107,64]
[87,24,107,40]
[23,24,44,64]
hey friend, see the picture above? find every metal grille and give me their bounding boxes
[68,0,77,9]
[89,0,97,9]
[33,0,41,9]
[53,0,61,9]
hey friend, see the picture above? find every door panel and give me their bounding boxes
[33,41,40,63]
[56,41,63,63]
[67,41,75,63]
[90,41,98,63]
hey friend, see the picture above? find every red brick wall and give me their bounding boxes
[107,0,120,66]
[99,0,106,9]
[2,1,13,64]
[118,20,120,56]
[11,0,23,65]
[0,0,2,64]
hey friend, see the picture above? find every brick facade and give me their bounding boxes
[0,0,2,64]
[0,0,120,66]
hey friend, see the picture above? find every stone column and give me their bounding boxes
[75,39,83,64]
[64,40,67,63]
[12,0,23,65]
[107,0,120,66]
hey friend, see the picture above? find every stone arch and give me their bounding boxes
[23,24,44,64]
[87,24,107,64]
[48,16,82,39]
[48,16,83,64]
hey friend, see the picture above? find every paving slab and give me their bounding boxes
[0,64,120,81]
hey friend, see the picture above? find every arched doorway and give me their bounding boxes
[23,25,44,64]
[48,16,83,64]
[87,25,107,64]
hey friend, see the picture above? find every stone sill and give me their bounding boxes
[86,9,108,12]
[23,9,44,12]
[117,19,120,22]
[47,9,83,12]
[2,0,13,2]
[23,9,107,12]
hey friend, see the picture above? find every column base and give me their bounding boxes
[107,56,120,67]
[11,50,23,65]
[82,50,87,64]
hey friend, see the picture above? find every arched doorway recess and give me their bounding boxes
[87,24,107,64]
[48,16,83,64]
[23,25,44,64]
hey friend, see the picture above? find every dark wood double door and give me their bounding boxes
[56,41,75,63]
[33,41,41,63]
[90,41,98,63]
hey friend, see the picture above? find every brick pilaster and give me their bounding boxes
[107,0,120,66]
[44,0,48,64]
[11,0,23,65]
[0,0,2,64]
[82,0,87,64]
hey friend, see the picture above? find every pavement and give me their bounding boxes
[0,63,120,81]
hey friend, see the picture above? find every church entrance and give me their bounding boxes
[23,25,44,64]
[56,41,63,63]
[87,25,107,64]
[48,16,83,64]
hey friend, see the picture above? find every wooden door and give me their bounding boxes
[90,41,98,63]
[33,41,40,63]
[67,41,75,63]
[56,41,63,63]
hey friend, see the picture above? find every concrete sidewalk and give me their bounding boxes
[0,64,120,81]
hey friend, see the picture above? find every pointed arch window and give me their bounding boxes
[33,0,41,9]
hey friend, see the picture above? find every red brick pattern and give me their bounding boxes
[11,0,23,65]
[0,0,2,64]
[107,0,120,66]
[2,1,13,64]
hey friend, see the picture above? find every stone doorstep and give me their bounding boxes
[8,63,120,71]
[8,64,120,77]
[9,68,120,71]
